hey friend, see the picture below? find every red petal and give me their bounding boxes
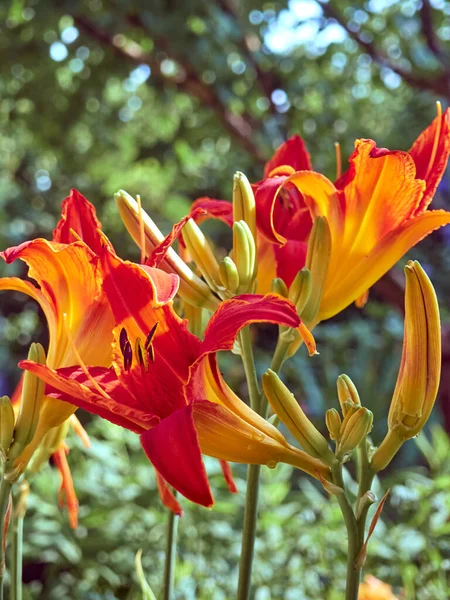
[19,361,154,433]
[264,135,312,178]
[200,294,300,356]
[274,239,308,288]
[219,460,238,494]
[53,188,111,254]
[409,107,450,212]
[155,470,184,516]
[140,405,213,508]
[52,446,79,529]
[146,208,206,268]
[189,198,233,227]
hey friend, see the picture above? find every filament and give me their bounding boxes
[335,142,342,180]
[424,101,442,181]
[62,312,112,400]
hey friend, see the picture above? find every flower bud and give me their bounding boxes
[232,171,257,241]
[271,278,289,298]
[288,268,312,316]
[115,190,219,311]
[183,302,208,339]
[233,220,256,293]
[219,256,240,293]
[262,370,335,465]
[182,218,222,292]
[0,396,15,459]
[325,408,341,441]
[9,343,46,460]
[301,216,331,324]
[337,374,361,415]
[337,407,373,460]
[372,261,441,472]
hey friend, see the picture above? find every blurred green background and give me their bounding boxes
[0,0,450,598]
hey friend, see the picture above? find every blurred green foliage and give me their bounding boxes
[1,0,450,598]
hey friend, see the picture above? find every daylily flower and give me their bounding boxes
[21,247,328,512]
[192,108,450,322]
[359,575,399,600]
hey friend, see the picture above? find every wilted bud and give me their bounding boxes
[232,171,256,241]
[9,343,46,461]
[0,396,15,459]
[271,277,289,298]
[288,268,312,316]
[337,374,361,415]
[182,219,222,292]
[301,216,331,324]
[355,490,377,520]
[337,407,373,460]
[262,370,335,465]
[233,220,256,293]
[115,190,219,311]
[325,408,342,441]
[372,261,441,472]
[219,256,240,294]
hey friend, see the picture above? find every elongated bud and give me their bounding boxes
[232,171,257,241]
[271,277,289,298]
[325,408,341,441]
[233,220,256,293]
[262,370,335,465]
[0,396,15,459]
[301,216,331,324]
[372,261,441,472]
[182,219,221,292]
[337,374,361,415]
[9,343,46,460]
[288,268,312,316]
[337,406,373,460]
[219,256,240,293]
[115,190,219,311]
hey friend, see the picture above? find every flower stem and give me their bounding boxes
[0,476,13,600]
[163,493,179,600]
[10,481,28,600]
[237,332,291,600]
[331,463,361,600]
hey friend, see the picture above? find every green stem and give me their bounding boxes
[163,495,179,600]
[238,329,261,412]
[0,477,13,600]
[10,511,23,600]
[331,463,361,600]
[237,333,291,600]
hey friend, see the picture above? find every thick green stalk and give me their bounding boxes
[163,496,179,600]
[0,477,13,600]
[237,332,291,600]
[10,512,23,600]
[330,463,361,600]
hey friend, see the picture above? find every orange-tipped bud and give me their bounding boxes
[372,261,441,471]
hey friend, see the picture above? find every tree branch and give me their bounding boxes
[73,15,267,165]
[319,1,450,100]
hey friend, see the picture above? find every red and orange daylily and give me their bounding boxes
[192,107,450,322]
[21,247,328,512]
[0,190,121,525]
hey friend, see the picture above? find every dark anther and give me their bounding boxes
[123,341,133,371]
[119,327,129,356]
[147,344,155,364]
[145,321,160,350]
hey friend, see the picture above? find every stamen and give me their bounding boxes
[335,142,342,180]
[145,322,160,350]
[63,313,112,400]
[424,101,442,181]
[123,340,133,371]
[69,228,83,243]
[135,337,149,373]
[137,194,146,265]
[147,344,155,364]
[119,327,129,356]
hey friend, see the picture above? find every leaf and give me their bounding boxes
[135,549,157,600]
